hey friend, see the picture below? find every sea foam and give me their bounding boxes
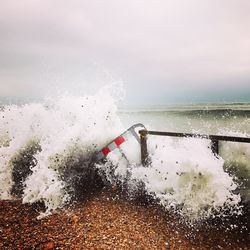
[0,85,247,219]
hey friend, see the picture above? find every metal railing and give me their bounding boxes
[139,130,250,166]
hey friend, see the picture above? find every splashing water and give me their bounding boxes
[0,85,123,217]
[0,85,248,220]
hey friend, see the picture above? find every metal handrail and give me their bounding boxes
[139,129,250,166]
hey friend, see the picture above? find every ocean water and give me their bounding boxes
[118,104,250,218]
[0,85,249,220]
[119,103,250,134]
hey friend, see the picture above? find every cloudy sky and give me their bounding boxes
[0,0,250,104]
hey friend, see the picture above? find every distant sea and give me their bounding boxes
[119,103,250,134]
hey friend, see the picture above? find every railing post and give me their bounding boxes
[139,130,148,166]
[211,140,219,155]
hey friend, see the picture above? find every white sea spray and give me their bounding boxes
[130,136,241,219]
[0,85,123,216]
[0,87,248,219]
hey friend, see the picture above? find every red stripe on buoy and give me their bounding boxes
[102,147,111,156]
[114,136,125,146]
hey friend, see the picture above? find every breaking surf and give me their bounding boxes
[0,85,249,224]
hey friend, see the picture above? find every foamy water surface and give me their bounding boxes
[0,86,249,220]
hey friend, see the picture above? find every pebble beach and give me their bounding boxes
[0,189,249,249]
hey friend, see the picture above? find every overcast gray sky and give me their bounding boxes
[0,0,250,104]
